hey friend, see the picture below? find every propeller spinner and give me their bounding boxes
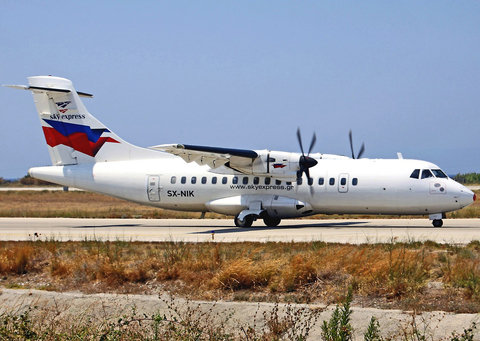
[296,128,318,184]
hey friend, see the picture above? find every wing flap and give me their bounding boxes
[150,143,258,170]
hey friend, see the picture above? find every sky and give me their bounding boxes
[1,1,479,178]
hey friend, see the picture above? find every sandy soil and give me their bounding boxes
[0,288,478,340]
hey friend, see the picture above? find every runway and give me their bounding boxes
[0,218,479,244]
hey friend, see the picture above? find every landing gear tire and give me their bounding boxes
[234,214,254,228]
[263,217,281,227]
[432,219,443,227]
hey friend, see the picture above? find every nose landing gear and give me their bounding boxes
[430,213,445,227]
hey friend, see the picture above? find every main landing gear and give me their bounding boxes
[432,219,443,227]
[234,214,282,228]
[234,214,253,228]
[263,216,281,227]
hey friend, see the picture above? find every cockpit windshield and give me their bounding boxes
[431,169,448,178]
[410,169,420,179]
[410,168,449,179]
[421,169,434,179]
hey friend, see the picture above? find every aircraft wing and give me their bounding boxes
[150,144,259,169]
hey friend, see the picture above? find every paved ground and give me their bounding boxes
[0,217,479,243]
[0,186,83,191]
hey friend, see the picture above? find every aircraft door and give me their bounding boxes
[147,175,161,202]
[338,173,349,193]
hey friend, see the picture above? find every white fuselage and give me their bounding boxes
[9,75,475,228]
[29,153,474,218]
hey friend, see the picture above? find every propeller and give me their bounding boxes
[349,130,365,159]
[296,128,318,184]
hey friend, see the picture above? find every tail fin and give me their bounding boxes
[6,76,157,165]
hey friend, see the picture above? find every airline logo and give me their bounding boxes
[273,163,287,169]
[56,101,71,114]
[42,119,119,157]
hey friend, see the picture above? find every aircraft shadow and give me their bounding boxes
[191,221,366,235]
[70,224,143,229]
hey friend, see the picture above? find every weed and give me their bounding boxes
[364,316,384,341]
[321,287,354,341]
[450,322,477,341]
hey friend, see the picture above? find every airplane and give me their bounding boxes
[4,76,476,228]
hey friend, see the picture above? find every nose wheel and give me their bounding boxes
[432,219,443,227]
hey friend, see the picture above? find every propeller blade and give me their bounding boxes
[308,132,316,156]
[297,128,305,156]
[297,128,318,185]
[349,130,355,159]
[305,167,310,183]
[349,130,366,159]
[357,143,365,159]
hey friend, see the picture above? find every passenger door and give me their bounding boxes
[147,175,161,202]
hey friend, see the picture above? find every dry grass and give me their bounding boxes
[0,191,225,219]
[2,239,480,313]
[0,190,478,219]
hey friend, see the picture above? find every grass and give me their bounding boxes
[2,238,480,313]
[0,190,226,219]
[0,190,478,219]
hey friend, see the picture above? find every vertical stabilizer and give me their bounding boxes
[7,76,159,165]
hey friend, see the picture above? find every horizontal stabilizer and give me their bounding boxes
[3,84,93,98]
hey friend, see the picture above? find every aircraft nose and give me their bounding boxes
[458,186,475,208]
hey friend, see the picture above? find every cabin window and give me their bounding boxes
[171,176,176,184]
[201,176,207,184]
[212,177,217,184]
[298,178,303,185]
[232,176,238,184]
[318,177,324,185]
[421,169,433,179]
[410,169,420,179]
[222,177,227,184]
[191,176,197,184]
[287,181,292,185]
[432,169,448,178]
[352,178,358,186]
[341,178,347,186]
[181,176,186,184]
[243,176,249,185]
[308,178,313,186]
[254,177,259,185]
[329,178,335,185]
[276,179,281,185]
[265,178,271,185]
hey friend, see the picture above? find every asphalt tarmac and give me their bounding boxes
[0,218,479,243]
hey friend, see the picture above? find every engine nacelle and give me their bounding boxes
[206,194,314,219]
[230,150,300,180]
[228,150,351,180]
